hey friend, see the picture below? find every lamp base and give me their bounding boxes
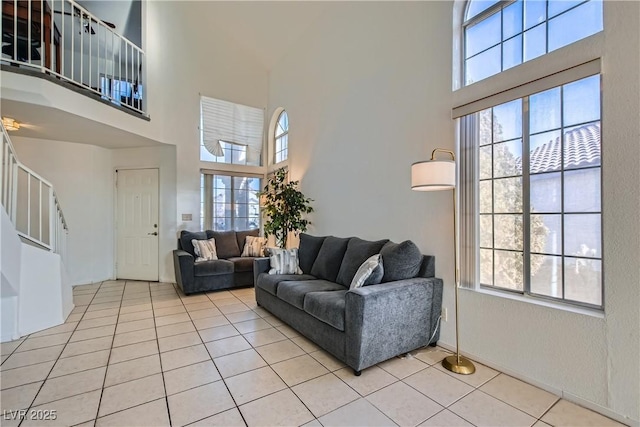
[442,355,476,375]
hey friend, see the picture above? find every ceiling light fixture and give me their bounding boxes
[2,117,20,131]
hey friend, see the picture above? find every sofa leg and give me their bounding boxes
[354,370,361,376]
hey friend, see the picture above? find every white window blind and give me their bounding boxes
[200,96,264,166]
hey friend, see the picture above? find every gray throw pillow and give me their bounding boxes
[206,230,241,258]
[179,230,207,257]
[298,233,326,274]
[380,240,423,282]
[335,237,388,286]
[310,236,350,282]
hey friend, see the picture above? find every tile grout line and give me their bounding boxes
[151,282,175,427]
[17,284,101,427]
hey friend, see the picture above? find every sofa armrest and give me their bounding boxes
[173,249,195,289]
[345,277,443,371]
[253,257,271,285]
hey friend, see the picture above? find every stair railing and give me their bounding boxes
[1,123,68,261]
[1,0,145,115]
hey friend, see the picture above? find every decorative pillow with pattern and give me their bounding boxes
[241,236,267,257]
[268,248,302,275]
[350,254,384,289]
[192,238,218,262]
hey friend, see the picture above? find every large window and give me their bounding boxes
[458,0,604,309]
[200,96,264,166]
[201,173,261,231]
[463,0,603,85]
[471,75,602,307]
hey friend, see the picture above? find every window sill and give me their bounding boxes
[463,286,605,319]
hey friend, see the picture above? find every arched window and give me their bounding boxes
[463,0,603,85]
[274,110,289,164]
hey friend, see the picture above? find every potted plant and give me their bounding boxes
[260,167,314,248]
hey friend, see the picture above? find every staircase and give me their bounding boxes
[0,123,72,342]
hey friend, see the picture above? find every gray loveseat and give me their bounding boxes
[174,229,260,295]
[254,234,443,375]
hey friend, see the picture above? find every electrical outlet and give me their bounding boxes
[442,308,448,322]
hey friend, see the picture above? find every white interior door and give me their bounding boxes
[116,168,159,281]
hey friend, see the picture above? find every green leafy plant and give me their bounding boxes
[260,168,314,248]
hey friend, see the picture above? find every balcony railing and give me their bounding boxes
[1,0,145,114]
[1,123,68,261]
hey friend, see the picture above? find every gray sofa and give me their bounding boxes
[173,229,260,295]
[254,234,443,375]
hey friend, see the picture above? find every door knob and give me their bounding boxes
[148,232,158,236]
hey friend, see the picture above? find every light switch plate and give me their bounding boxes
[182,214,192,221]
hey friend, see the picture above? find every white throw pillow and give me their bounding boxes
[268,248,302,275]
[242,236,267,257]
[192,238,218,262]
[350,254,383,289]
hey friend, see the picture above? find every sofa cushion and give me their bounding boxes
[236,229,259,253]
[179,230,207,257]
[335,238,388,286]
[256,273,316,296]
[193,259,234,277]
[206,230,241,258]
[227,257,254,273]
[298,234,326,274]
[276,280,346,310]
[304,290,348,331]
[310,237,350,282]
[380,240,423,282]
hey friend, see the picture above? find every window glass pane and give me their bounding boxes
[524,0,546,30]
[503,1,523,39]
[479,109,493,146]
[479,146,492,180]
[531,254,562,298]
[494,214,523,250]
[564,214,601,257]
[493,100,522,142]
[465,46,501,85]
[548,0,583,18]
[480,249,494,286]
[200,144,218,162]
[494,177,522,213]
[564,123,601,170]
[564,168,600,212]
[466,12,502,58]
[502,35,523,71]
[530,88,561,134]
[466,0,500,21]
[531,214,561,255]
[549,0,603,52]
[524,23,546,61]
[480,215,493,247]
[480,181,493,213]
[565,258,601,305]
[563,75,600,126]
[530,131,562,174]
[530,172,561,212]
[493,139,522,178]
[494,250,524,291]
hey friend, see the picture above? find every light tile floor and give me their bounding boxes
[0,281,627,427]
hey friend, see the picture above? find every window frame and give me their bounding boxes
[273,109,289,165]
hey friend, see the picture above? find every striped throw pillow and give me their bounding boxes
[241,236,267,257]
[192,238,218,262]
[268,248,302,275]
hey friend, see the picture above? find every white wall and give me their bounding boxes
[145,1,269,234]
[11,137,114,286]
[267,1,639,423]
[1,208,21,341]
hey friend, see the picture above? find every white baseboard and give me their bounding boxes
[436,342,638,426]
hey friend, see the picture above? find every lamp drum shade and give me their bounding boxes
[411,160,455,191]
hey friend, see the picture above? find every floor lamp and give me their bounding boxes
[411,148,475,375]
